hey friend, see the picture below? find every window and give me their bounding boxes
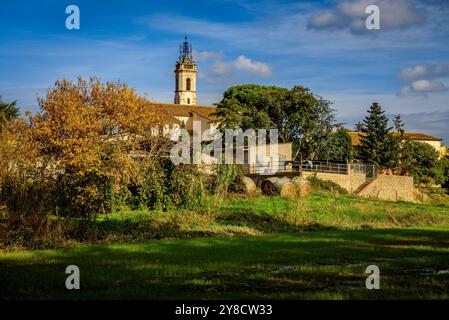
[187,98,191,104]
[186,78,191,91]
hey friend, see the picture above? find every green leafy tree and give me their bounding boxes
[437,157,449,188]
[0,96,20,124]
[211,85,277,131]
[318,127,354,162]
[359,102,397,168]
[212,84,336,160]
[399,141,439,182]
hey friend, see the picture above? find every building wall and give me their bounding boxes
[246,143,292,173]
[173,115,217,141]
[440,145,449,158]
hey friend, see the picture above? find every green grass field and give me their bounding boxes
[1,193,449,299]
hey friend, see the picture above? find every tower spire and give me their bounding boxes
[180,35,193,61]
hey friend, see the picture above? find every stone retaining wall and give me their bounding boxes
[357,175,415,202]
[301,171,366,193]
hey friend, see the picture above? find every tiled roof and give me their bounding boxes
[397,132,443,142]
[147,102,217,120]
[347,131,363,146]
[348,131,443,146]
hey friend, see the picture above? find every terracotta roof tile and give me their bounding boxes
[146,102,218,120]
[347,131,443,146]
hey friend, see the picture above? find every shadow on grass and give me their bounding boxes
[215,207,338,233]
[2,228,449,299]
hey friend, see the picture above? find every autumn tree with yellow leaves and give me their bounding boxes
[1,77,174,223]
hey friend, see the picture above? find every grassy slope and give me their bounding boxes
[1,193,449,300]
[83,193,449,243]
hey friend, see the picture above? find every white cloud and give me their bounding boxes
[233,55,272,76]
[401,65,429,80]
[401,63,449,80]
[412,79,445,92]
[399,80,446,96]
[308,0,425,33]
[195,51,222,62]
[211,62,231,75]
[399,62,449,96]
[199,54,272,81]
[308,12,344,29]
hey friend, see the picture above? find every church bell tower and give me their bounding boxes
[174,36,197,105]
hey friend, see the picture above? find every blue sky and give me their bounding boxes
[1,0,449,141]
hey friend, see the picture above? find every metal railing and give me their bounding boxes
[300,161,348,174]
[245,161,378,177]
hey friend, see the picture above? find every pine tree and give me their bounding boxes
[355,122,364,132]
[393,114,405,137]
[359,102,395,167]
[0,96,20,124]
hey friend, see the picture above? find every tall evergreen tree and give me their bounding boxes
[354,121,364,132]
[359,102,396,167]
[0,96,20,124]
[393,114,405,137]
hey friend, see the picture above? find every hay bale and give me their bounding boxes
[242,177,257,194]
[275,181,296,198]
[261,177,280,196]
[292,176,312,198]
[262,177,296,198]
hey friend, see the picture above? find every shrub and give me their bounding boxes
[417,176,436,187]
[132,160,168,211]
[169,164,207,209]
[55,171,109,218]
[306,175,348,194]
[212,164,246,198]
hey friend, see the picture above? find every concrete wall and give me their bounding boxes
[357,175,415,202]
[301,171,366,193]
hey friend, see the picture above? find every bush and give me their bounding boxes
[306,175,348,194]
[417,176,436,187]
[169,164,207,209]
[212,164,246,197]
[132,160,168,211]
[56,171,109,218]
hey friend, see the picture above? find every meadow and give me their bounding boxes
[1,192,449,299]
